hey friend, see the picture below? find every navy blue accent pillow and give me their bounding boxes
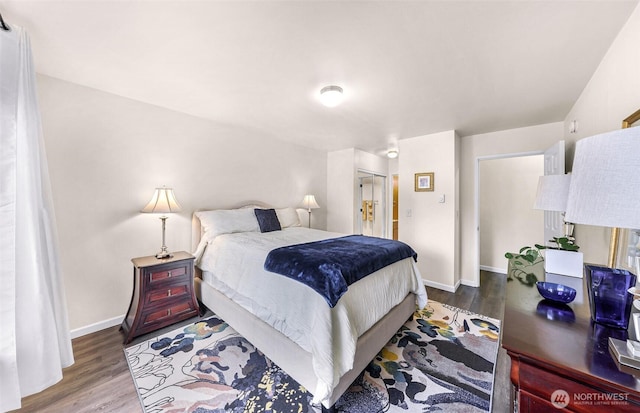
[254,208,282,233]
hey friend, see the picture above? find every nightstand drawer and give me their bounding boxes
[149,265,187,283]
[143,301,195,326]
[147,284,190,304]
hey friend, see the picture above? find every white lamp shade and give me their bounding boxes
[141,187,182,214]
[565,127,640,229]
[301,194,320,210]
[533,174,571,212]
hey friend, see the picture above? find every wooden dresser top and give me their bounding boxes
[502,271,640,393]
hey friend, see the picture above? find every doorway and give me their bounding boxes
[475,141,565,285]
[478,154,544,273]
[358,170,387,237]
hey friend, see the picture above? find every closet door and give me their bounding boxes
[358,171,386,238]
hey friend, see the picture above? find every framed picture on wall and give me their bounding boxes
[415,172,434,192]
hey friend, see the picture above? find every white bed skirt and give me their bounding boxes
[195,277,417,408]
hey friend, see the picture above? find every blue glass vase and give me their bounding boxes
[585,264,637,329]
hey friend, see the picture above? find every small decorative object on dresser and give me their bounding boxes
[544,237,583,278]
[121,251,199,344]
[536,281,576,304]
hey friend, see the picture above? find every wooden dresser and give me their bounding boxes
[121,251,200,344]
[502,272,640,412]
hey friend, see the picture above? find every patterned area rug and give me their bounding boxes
[124,300,501,412]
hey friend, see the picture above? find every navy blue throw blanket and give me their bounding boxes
[264,235,417,307]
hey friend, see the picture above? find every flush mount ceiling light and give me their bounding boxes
[387,149,399,159]
[319,85,344,107]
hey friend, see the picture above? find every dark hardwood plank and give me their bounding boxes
[14,271,510,413]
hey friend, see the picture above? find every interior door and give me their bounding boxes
[543,141,566,245]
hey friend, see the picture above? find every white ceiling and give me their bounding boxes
[2,1,638,155]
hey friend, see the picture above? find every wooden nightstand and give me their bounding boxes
[121,251,200,344]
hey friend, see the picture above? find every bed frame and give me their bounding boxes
[191,210,417,411]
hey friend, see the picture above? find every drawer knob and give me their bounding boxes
[168,271,172,277]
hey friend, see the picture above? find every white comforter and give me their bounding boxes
[196,227,428,403]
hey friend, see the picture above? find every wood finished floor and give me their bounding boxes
[13,270,510,413]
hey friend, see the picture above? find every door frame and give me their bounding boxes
[472,150,543,287]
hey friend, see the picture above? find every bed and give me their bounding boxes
[191,205,428,411]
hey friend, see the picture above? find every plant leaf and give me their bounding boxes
[525,272,538,285]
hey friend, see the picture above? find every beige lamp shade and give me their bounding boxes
[141,187,182,214]
[141,187,181,259]
[565,127,640,230]
[301,194,320,210]
[533,174,572,212]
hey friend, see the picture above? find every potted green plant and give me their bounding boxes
[505,244,546,286]
[544,237,583,278]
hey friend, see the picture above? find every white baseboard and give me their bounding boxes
[70,314,124,339]
[460,279,480,288]
[423,278,460,293]
[480,265,507,274]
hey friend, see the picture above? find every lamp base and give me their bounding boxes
[155,216,172,259]
[155,246,172,259]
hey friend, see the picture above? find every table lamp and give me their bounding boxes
[565,127,640,328]
[141,187,182,259]
[534,173,584,277]
[301,194,320,228]
[533,174,573,238]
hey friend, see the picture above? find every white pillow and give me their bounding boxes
[195,208,260,242]
[276,207,301,228]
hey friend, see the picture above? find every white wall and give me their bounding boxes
[459,122,564,286]
[37,75,327,334]
[479,155,543,272]
[398,130,459,291]
[327,148,356,234]
[563,2,640,267]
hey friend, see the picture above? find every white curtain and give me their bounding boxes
[0,25,74,412]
